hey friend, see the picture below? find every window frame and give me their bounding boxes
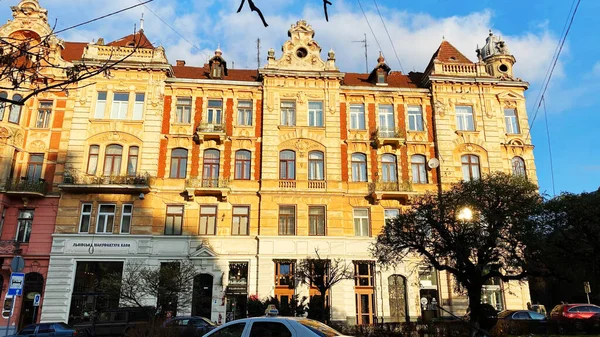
[231,206,250,236]
[133,93,145,120]
[308,151,324,181]
[308,101,324,127]
[353,208,370,237]
[308,205,326,236]
[26,153,44,181]
[120,204,133,234]
[381,154,398,183]
[94,91,107,119]
[280,101,296,126]
[350,104,366,130]
[351,153,368,182]
[411,154,428,184]
[279,150,296,180]
[96,204,116,234]
[511,156,527,178]
[384,209,400,225]
[127,146,139,176]
[275,261,295,287]
[202,149,221,186]
[237,100,253,126]
[8,94,23,124]
[199,205,217,235]
[407,105,424,131]
[234,150,251,180]
[35,101,53,128]
[78,203,93,233]
[103,144,123,176]
[165,205,184,235]
[87,145,100,175]
[278,205,296,236]
[378,104,395,133]
[110,92,130,120]
[16,210,34,243]
[207,99,223,125]
[170,148,188,179]
[455,105,475,131]
[504,108,520,134]
[175,97,192,124]
[0,91,7,120]
[461,154,481,181]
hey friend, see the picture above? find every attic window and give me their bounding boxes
[449,56,457,61]
[211,61,223,79]
[377,69,386,84]
[127,41,136,47]
[296,47,308,59]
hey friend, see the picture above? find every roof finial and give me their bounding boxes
[489,29,493,36]
[140,13,144,32]
[215,43,222,56]
[377,51,385,64]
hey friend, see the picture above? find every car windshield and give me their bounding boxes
[199,317,217,326]
[297,319,342,337]
[498,311,515,318]
[55,323,74,330]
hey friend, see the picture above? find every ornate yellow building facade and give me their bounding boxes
[0,0,536,327]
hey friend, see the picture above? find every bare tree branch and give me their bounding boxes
[237,0,333,27]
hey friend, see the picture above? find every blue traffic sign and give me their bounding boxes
[33,294,41,307]
[8,272,24,296]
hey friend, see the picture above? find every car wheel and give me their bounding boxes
[574,320,584,332]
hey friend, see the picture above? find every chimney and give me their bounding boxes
[176,60,186,66]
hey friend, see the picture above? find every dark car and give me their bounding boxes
[10,323,78,337]
[498,310,546,320]
[463,304,499,331]
[162,316,217,335]
[73,307,154,337]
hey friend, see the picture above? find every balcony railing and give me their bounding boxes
[197,123,225,133]
[378,128,402,138]
[370,180,413,192]
[279,180,297,189]
[186,178,230,189]
[0,178,47,196]
[372,128,405,148]
[307,180,326,189]
[60,172,150,194]
[195,123,227,144]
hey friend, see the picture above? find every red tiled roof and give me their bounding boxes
[172,65,260,82]
[62,41,87,62]
[107,31,154,49]
[343,71,422,88]
[430,40,473,64]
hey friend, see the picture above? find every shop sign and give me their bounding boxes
[226,285,248,295]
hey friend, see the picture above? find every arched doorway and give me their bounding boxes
[19,272,44,329]
[388,274,408,322]
[192,274,213,318]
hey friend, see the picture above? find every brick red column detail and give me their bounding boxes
[162,96,172,134]
[341,144,349,182]
[191,97,203,177]
[340,102,347,140]
[225,98,234,136]
[157,139,168,178]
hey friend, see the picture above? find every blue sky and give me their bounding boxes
[2,0,598,195]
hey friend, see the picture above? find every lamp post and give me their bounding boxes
[457,207,473,221]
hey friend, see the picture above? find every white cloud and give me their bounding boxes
[593,62,600,77]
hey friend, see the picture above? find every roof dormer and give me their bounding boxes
[208,45,227,79]
[368,52,391,85]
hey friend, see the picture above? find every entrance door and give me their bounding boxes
[355,291,374,325]
[19,272,44,329]
[192,274,213,318]
[388,275,408,322]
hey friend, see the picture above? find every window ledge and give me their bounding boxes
[407,130,427,134]
[455,130,480,136]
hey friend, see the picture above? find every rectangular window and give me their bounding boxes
[110,93,129,120]
[378,105,394,135]
[96,204,116,234]
[384,209,399,226]
[94,92,107,119]
[8,94,23,124]
[504,108,520,134]
[309,206,326,236]
[87,145,99,175]
[237,100,253,126]
[275,261,295,287]
[354,262,374,287]
[127,146,139,176]
[229,262,248,285]
[133,93,145,120]
[36,101,53,128]
[353,208,370,237]
[408,106,424,131]
[199,206,217,235]
[207,100,223,125]
[456,106,475,131]
[350,104,366,130]
[120,204,133,234]
[175,97,192,123]
[280,101,296,126]
[308,101,324,127]
[27,154,44,181]
[232,206,249,236]
[16,210,33,243]
[278,206,296,235]
[79,203,93,233]
[165,205,184,235]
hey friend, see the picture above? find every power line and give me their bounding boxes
[356,0,383,67]
[372,0,405,74]
[54,0,154,35]
[542,96,556,197]
[136,0,211,60]
[525,0,580,141]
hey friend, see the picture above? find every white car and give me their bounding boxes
[202,316,353,337]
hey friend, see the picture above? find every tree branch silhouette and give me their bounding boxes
[238,0,333,27]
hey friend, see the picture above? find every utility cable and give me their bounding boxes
[356,0,384,60]
[372,0,405,74]
[136,0,211,60]
[542,96,556,197]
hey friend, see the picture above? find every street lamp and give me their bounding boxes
[457,207,473,221]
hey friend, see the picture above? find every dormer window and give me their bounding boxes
[377,70,386,84]
[211,62,223,79]
[208,46,227,80]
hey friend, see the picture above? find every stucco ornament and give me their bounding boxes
[434,99,447,117]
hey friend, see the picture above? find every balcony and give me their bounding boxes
[278,180,327,191]
[369,180,416,203]
[0,240,18,255]
[185,178,230,201]
[372,128,405,148]
[194,123,226,144]
[0,178,48,197]
[59,172,151,194]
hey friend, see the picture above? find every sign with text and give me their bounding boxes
[8,273,24,296]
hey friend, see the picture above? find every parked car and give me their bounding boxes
[162,316,217,335]
[202,315,352,337]
[73,307,154,337]
[10,323,79,337]
[549,303,600,333]
[495,310,548,335]
[498,310,546,320]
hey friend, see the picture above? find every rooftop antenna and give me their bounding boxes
[352,33,368,73]
[257,38,261,69]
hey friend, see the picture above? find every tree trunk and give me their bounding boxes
[467,285,484,337]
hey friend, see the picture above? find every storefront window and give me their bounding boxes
[419,266,439,321]
[226,262,249,322]
[482,277,504,311]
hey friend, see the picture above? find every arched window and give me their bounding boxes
[351,153,367,182]
[308,151,324,180]
[202,149,220,187]
[103,145,123,176]
[0,91,7,120]
[279,150,296,180]
[127,146,139,176]
[170,148,188,178]
[512,157,526,177]
[461,154,480,181]
[8,94,22,123]
[87,145,99,175]
[235,150,251,180]
[381,154,397,183]
[411,155,428,184]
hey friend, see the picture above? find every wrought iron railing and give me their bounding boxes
[186,178,230,189]
[1,178,47,194]
[196,123,225,133]
[377,128,402,138]
[369,180,413,192]
[63,172,150,186]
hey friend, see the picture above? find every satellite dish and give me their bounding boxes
[427,158,440,169]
